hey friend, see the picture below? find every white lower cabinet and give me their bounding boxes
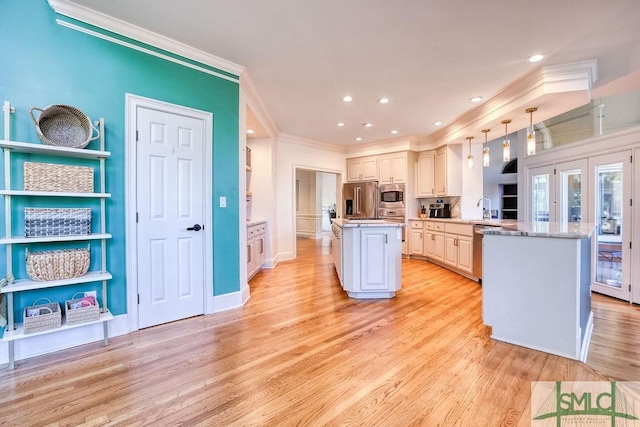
[443,223,473,274]
[339,224,402,298]
[247,221,267,280]
[409,221,424,256]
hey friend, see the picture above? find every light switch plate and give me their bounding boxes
[220,196,227,208]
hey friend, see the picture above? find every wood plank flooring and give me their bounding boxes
[1,236,639,426]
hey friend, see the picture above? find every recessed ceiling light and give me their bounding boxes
[378,97,390,104]
[529,54,544,63]
[433,121,442,126]
[354,137,362,141]
[363,122,373,127]
[343,95,353,102]
[390,130,398,134]
[470,96,483,103]
[246,129,255,134]
[337,122,345,127]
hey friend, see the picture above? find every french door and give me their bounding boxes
[528,159,587,224]
[588,151,631,301]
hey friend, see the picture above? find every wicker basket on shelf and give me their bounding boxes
[65,292,100,325]
[24,208,91,237]
[30,105,99,148]
[23,298,61,334]
[23,162,93,193]
[25,246,90,282]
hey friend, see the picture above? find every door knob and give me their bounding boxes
[187,224,202,231]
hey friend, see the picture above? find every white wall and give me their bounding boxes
[277,136,345,261]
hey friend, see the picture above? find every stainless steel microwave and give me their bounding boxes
[379,183,405,205]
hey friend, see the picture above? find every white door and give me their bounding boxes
[136,106,205,328]
[528,165,556,222]
[589,151,632,301]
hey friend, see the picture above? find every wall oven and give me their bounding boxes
[379,183,406,241]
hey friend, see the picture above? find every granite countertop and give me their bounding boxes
[481,222,597,239]
[408,217,518,227]
[332,218,405,228]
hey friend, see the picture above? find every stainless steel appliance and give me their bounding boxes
[379,184,406,241]
[428,202,451,218]
[379,183,404,209]
[343,180,378,219]
[473,223,501,281]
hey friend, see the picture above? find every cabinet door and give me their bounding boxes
[416,153,435,197]
[410,228,424,255]
[444,234,457,267]
[457,235,473,273]
[435,147,447,196]
[423,230,434,257]
[362,157,378,180]
[347,159,363,181]
[359,229,390,291]
[433,232,445,262]
[391,153,407,183]
[379,156,392,184]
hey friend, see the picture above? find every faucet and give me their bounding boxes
[477,197,491,220]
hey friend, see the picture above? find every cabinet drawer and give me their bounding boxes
[444,222,473,236]
[409,221,423,230]
[424,221,444,232]
[248,225,256,238]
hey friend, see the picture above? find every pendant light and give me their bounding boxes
[482,129,490,167]
[466,136,474,169]
[502,119,511,162]
[526,107,538,156]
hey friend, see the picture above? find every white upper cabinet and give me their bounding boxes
[379,152,407,184]
[434,145,462,197]
[416,151,435,197]
[346,156,378,181]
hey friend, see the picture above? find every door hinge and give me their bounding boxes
[630,198,633,207]
[630,155,633,163]
[136,130,139,142]
[136,212,139,223]
[630,241,632,250]
[553,168,557,175]
[137,294,140,304]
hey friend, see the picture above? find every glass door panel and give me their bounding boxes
[529,165,555,222]
[557,159,587,227]
[589,152,631,301]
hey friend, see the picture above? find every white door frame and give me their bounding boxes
[125,94,214,332]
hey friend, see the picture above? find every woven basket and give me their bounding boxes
[24,162,94,193]
[30,105,99,148]
[24,298,61,334]
[25,208,91,237]
[65,292,100,325]
[26,246,90,282]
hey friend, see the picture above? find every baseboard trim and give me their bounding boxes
[0,314,129,364]
[212,289,249,313]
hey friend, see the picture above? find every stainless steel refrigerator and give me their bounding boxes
[343,180,379,219]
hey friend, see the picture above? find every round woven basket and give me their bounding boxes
[30,105,99,148]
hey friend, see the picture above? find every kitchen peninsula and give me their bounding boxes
[481,222,596,361]
[331,219,404,299]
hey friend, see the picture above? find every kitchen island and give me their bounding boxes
[481,222,596,361]
[331,219,404,299]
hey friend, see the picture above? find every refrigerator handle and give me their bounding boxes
[355,187,361,215]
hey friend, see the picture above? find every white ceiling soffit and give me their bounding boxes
[427,60,598,146]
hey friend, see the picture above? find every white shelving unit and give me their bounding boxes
[0,100,113,369]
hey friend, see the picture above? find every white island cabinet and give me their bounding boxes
[482,222,595,361]
[332,219,404,299]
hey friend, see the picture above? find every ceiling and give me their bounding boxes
[67,0,640,146]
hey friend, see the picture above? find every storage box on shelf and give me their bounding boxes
[0,100,113,370]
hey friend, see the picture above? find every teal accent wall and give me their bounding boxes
[0,1,241,320]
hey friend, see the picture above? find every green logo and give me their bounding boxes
[532,381,639,426]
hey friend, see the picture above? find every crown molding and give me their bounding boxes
[345,136,420,158]
[278,133,346,154]
[426,60,598,146]
[240,71,279,139]
[48,0,244,78]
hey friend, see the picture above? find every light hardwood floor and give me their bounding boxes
[1,236,639,426]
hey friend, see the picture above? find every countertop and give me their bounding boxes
[332,218,405,228]
[408,217,518,227]
[480,221,597,239]
[247,218,267,227]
